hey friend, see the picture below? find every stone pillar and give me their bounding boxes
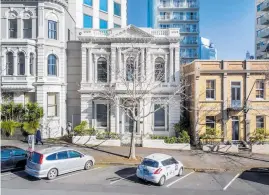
[146,48,151,79]
[222,73,228,140]
[245,64,251,141]
[81,47,87,83]
[141,48,145,80]
[175,47,180,83]
[81,94,93,127]
[32,17,37,38]
[169,47,174,82]
[165,54,168,82]
[18,17,23,38]
[111,48,116,83]
[117,48,121,82]
[14,55,17,75]
[116,97,120,134]
[88,48,92,83]
[2,54,6,76]
[25,55,30,76]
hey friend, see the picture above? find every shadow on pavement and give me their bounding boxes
[114,167,154,186]
[12,170,41,182]
[239,169,269,186]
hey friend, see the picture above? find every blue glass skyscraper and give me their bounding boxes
[147,0,200,64]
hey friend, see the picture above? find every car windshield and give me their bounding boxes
[31,152,42,163]
[141,158,159,168]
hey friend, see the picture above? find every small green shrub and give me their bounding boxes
[1,120,21,136]
[96,132,120,139]
[250,128,269,143]
[150,135,168,140]
[178,130,190,143]
[150,130,190,144]
[74,121,88,135]
[23,121,40,135]
[164,137,178,144]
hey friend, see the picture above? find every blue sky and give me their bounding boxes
[127,0,255,60]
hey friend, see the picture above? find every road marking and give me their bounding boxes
[223,173,240,191]
[166,171,195,188]
[1,170,25,177]
[51,167,101,181]
[110,173,136,185]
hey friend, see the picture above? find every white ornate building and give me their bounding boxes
[0,0,76,138]
[67,25,181,140]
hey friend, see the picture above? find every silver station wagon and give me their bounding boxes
[25,147,95,180]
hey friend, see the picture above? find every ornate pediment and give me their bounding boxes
[111,25,154,39]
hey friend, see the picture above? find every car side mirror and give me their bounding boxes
[80,154,84,158]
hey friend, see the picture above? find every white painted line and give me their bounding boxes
[110,173,136,185]
[51,167,101,181]
[223,173,240,191]
[166,171,195,188]
[1,170,25,177]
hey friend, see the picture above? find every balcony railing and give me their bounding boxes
[158,2,199,8]
[260,13,269,25]
[259,27,269,38]
[227,100,242,110]
[1,76,35,90]
[261,0,269,11]
[159,15,199,21]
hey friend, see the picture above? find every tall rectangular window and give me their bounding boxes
[23,19,32,38]
[206,116,215,130]
[84,0,92,6]
[114,2,121,16]
[256,116,265,129]
[9,19,17,38]
[96,104,108,128]
[154,104,166,131]
[100,0,108,12]
[47,93,57,117]
[256,80,265,99]
[48,20,57,39]
[100,19,108,29]
[206,80,215,100]
[83,14,93,28]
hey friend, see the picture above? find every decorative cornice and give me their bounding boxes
[1,0,68,8]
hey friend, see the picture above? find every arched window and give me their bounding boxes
[97,57,107,82]
[6,52,14,75]
[48,54,57,76]
[126,57,135,81]
[155,57,165,82]
[18,52,25,75]
[30,53,34,76]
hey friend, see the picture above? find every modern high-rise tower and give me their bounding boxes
[147,0,200,64]
[255,0,269,59]
[68,0,127,29]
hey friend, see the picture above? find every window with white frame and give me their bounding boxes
[256,116,265,129]
[6,52,14,75]
[48,20,57,39]
[206,116,215,130]
[206,80,215,100]
[154,104,167,131]
[18,52,25,75]
[9,19,17,38]
[155,57,165,82]
[97,58,108,82]
[126,57,135,81]
[48,54,57,76]
[47,93,57,117]
[256,80,265,99]
[96,104,108,128]
[23,19,32,38]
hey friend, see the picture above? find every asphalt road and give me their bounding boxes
[1,165,269,195]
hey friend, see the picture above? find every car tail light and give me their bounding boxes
[154,168,162,174]
[39,154,44,164]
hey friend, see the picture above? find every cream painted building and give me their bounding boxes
[67,25,181,142]
[0,0,76,138]
[183,60,269,142]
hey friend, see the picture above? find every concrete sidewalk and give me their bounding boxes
[2,140,269,172]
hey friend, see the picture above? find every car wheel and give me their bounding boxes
[158,175,166,186]
[178,167,183,176]
[84,160,93,170]
[47,168,58,180]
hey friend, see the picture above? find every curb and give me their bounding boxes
[95,162,269,173]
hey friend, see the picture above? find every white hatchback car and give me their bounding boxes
[136,153,184,186]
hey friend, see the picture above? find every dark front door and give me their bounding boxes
[232,116,239,140]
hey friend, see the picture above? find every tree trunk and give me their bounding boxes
[129,120,137,160]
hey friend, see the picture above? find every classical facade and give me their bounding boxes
[183,60,269,142]
[0,0,76,138]
[67,25,181,140]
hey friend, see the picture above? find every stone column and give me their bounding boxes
[2,54,6,76]
[146,48,151,79]
[169,47,174,82]
[222,73,228,140]
[175,47,180,83]
[245,62,251,141]
[14,55,17,75]
[94,57,98,83]
[18,17,23,38]
[25,55,30,76]
[141,48,145,80]
[81,47,87,83]
[116,97,120,133]
[88,48,92,83]
[165,54,168,82]
[117,48,121,82]
[32,17,37,38]
[111,48,116,83]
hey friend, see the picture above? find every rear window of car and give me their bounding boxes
[141,158,159,168]
[46,153,57,161]
[31,152,42,163]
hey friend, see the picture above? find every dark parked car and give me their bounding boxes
[1,146,28,172]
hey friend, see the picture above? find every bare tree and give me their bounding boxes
[90,45,189,159]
